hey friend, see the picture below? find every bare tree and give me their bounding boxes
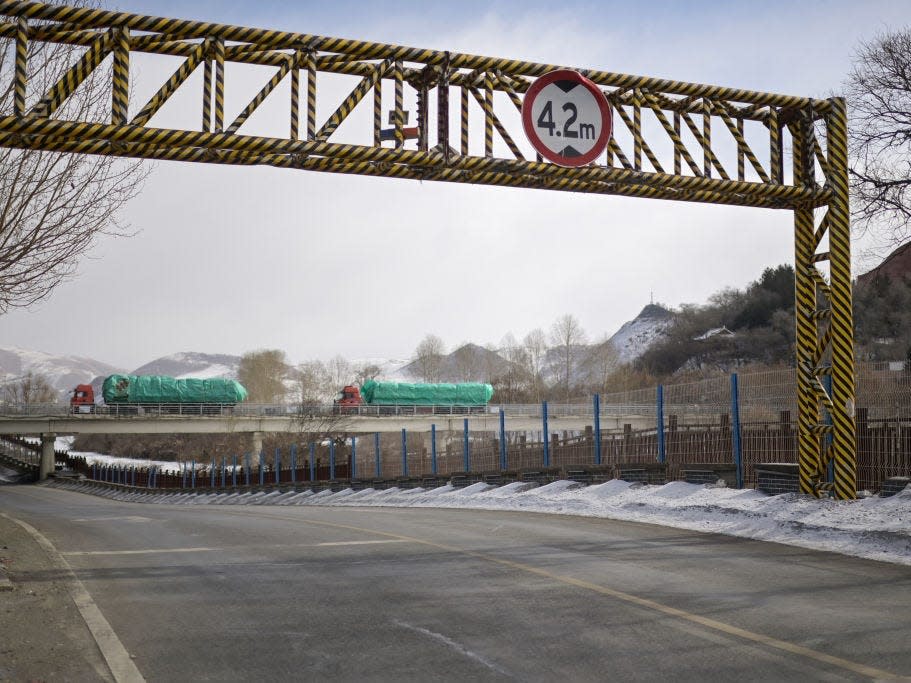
[522,328,548,402]
[2,371,57,405]
[413,334,445,382]
[238,349,289,403]
[0,15,147,312]
[581,336,621,395]
[294,360,333,405]
[327,354,352,388]
[845,27,911,251]
[549,314,587,400]
[352,362,382,386]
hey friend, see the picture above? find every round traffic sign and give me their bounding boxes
[521,69,612,167]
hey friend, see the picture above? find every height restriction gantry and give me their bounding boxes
[0,1,855,498]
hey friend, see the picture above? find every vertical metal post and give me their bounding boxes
[351,436,357,480]
[730,374,743,488]
[826,97,857,501]
[431,424,437,475]
[657,385,666,463]
[793,111,824,497]
[191,460,196,489]
[275,447,281,485]
[499,408,507,471]
[259,451,265,486]
[221,457,226,488]
[824,374,834,485]
[329,441,336,480]
[112,26,129,125]
[463,419,470,472]
[232,455,237,488]
[210,460,216,488]
[593,394,602,465]
[181,462,187,489]
[542,401,549,467]
[244,453,251,486]
[401,428,408,477]
[290,444,297,485]
[14,18,27,117]
[374,432,381,479]
[309,443,316,482]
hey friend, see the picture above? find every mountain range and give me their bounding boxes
[0,304,671,399]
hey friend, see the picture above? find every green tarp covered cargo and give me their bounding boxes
[102,375,248,404]
[360,380,493,406]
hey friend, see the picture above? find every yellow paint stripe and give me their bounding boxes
[228,509,906,681]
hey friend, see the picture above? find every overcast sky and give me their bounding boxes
[2,0,909,370]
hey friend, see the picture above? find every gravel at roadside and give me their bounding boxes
[0,510,114,682]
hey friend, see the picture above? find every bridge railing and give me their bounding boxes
[0,402,621,419]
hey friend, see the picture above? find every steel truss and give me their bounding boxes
[0,1,854,498]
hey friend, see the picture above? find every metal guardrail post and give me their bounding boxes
[593,394,602,465]
[259,451,265,486]
[374,432,381,479]
[329,441,336,480]
[221,457,227,488]
[657,385,666,464]
[350,436,357,480]
[309,443,316,482]
[463,418,470,472]
[499,408,507,470]
[245,453,252,486]
[731,374,743,488]
[275,447,281,485]
[191,460,196,488]
[542,401,550,467]
[431,424,437,475]
[290,444,297,484]
[401,428,408,477]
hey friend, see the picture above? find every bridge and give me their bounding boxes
[0,402,660,480]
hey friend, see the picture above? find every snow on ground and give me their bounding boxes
[54,458,911,566]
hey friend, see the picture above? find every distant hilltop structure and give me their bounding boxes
[857,243,911,286]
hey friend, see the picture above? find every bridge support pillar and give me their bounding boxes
[39,433,56,480]
[250,432,263,458]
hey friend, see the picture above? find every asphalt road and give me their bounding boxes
[1,484,910,682]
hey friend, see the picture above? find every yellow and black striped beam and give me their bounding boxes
[0,1,856,497]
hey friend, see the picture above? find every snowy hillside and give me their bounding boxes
[607,304,673,363]
[348,357,413,381]
[0,347,123,399]
[131,352,240,379]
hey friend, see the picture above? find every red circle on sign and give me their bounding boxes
[522,69,612,167]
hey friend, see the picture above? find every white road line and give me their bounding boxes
[62,540,409,556]
[315,540,409,547]
[2,513,146,683]
[63,547,217,556]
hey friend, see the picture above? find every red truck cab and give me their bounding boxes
[71,384,95,413]
[334,385,363,413]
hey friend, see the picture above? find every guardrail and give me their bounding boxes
[0,402,656,420]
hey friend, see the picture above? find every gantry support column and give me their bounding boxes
[39,433,55,480]
[826,97,857,500]
[793,98,856,500]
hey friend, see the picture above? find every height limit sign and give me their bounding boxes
[522,69,612,167]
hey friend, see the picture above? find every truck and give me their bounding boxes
[71,375,248,415]
[335,380,494,415]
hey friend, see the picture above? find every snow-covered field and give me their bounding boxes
[58,450,911,568]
